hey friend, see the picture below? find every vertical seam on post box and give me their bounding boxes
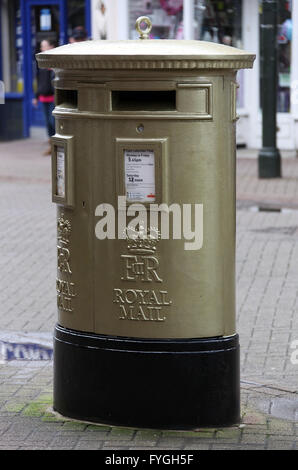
[91,119,95,332]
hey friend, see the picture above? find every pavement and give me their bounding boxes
[0,129,297,451]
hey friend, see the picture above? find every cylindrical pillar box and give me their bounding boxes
[37,18,255,429]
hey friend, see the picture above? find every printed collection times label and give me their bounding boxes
[56,146,65,198]
[124,149,155,202]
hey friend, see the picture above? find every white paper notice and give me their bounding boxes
[124,150,155,202]
[56,146,65,197]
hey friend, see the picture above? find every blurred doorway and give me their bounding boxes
[23,1,67,130]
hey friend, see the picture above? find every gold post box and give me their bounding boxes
[37,17,255,428]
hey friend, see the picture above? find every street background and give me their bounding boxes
[0,129,297,450]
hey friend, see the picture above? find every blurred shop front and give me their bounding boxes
[0,0,91,141]
[128,0,242,44]
[124,0,248,147]
[1,0,298,150]
[102,0,298,151]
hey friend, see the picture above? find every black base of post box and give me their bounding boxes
[53,324,240,429]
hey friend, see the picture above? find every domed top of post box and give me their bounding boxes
[36,17,255,72]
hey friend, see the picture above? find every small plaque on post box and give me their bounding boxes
[124,149,155,203]
[56,146,65,198]
[116,138,169,207]
[51,135,75,208]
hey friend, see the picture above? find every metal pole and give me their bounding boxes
[117,0,129,40]
[183,0,195,39]
[258,0,281,178]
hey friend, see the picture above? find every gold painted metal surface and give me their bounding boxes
[36,36,255,71]
[38,31,255,339]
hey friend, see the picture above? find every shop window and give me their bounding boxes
[128,0,183,39]
[67,0,87,40]
[128,1,242,44]
[194,0,242,48]
[195,1,243,108]
[93,1,107,40]
[277,0,292,113]
[32,6,60,107]
[1,0,22,94]
[259,0,292,114]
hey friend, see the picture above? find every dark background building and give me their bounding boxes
[0,0,91,140]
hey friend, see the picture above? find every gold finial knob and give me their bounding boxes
[135,16,152,40]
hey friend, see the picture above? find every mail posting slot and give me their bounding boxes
[37,17,255,428]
